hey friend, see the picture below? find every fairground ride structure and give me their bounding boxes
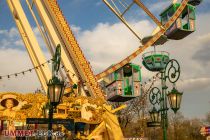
[3,0,200,139]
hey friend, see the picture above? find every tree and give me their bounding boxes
[206,112,210,125]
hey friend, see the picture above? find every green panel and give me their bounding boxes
[174,3,181,10]
[189,6,196,20]
[144,54,169,60]
[143,53,170,72]
[183,23,189,30]
[160,3,196,25]
[161,14,168,24]
[114,72,118,80]
[138,67,142,82]
[130,63,140,71]
[124,78,132,95]
[130,63,141,81]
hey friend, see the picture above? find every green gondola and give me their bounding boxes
[160,3,196,40]
[142,51,170,72]
[104,63,142,102]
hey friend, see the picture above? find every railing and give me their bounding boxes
[142,51,169,59]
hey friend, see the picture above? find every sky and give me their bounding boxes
[0,0,209,119]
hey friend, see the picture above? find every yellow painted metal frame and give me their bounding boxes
[97,0,189,80]
[6,0,51,92]
[103,0,142,41]
[41,0,105,101]
[26,0,86,96]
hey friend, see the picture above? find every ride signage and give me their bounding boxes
[146,122,161,127]
[26,118,74,125]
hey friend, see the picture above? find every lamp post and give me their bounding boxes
[148,59,182,140]
[47,44,65,140]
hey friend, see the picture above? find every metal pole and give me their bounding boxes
[48,105,53,140]
[161,71,167,140]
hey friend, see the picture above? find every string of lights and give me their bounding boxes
[140,72,161,88]
[117,73,161,117]
[0,60,160,94]
[138,72,161,104]
[0,59,76,80]
[0,60,51,80]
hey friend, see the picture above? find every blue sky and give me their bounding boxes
[0,0,209,119]
[1,0,209,31]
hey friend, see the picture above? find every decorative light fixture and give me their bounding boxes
[147,59,182,140]
[167,87,183,113]
[47,44,65,140]
[149,107,160,123]
[47,77,65,106]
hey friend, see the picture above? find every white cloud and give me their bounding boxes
[0,27,24,49]
[76,20,154,73]
[149,1,171,13]
[0,27,19,38]
[177,78,210,92]
[0,30,7,35]
[14,39,24,47]
[0,26,51,93]
[96,1,103,6]
[7,27,19,38]
[0,48,41,93]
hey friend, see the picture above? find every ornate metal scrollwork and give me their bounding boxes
[149,87,161,105]
[165,59,180,83]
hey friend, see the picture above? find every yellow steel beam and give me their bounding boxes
[7,0,51,92]
[102,111,124,140]
[42,0,105,101]
[133,0,163,28]
[25,0,70,86]
[27,0,87,96]
[111,104,127,113]
[87,104,126,140]
[86,122,105,139]
[103,0,142,41]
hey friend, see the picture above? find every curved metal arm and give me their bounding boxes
[165,59,180,83]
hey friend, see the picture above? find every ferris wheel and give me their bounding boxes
[99,0,202,102]
[0,0,203,139]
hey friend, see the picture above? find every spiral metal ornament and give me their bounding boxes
[165,59,180,83]
[149,87,161,105]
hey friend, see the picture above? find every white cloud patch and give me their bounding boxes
[192,33,210,65]
[0,48,40,93]
[0,27,24,49]
[0,26,51,93]
[149,1,171,13]
[76,20,154,73]
[177,78,210,92]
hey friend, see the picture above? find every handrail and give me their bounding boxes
[142,51,170,58]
